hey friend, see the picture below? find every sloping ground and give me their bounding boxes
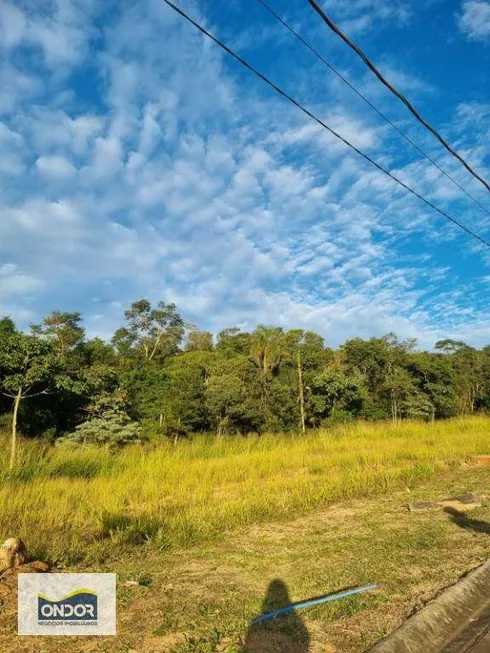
[1,467,489,653]
[370,559,490,653]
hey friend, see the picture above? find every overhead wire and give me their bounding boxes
[255,0,490,218]
[162,0,490,249]
[307,0,490,194]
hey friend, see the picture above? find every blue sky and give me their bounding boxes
[1,0,490,348]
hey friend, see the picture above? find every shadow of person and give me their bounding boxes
[444,506,490,535]
[243,579,310,653]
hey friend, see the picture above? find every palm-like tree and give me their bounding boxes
[250,326,286,378]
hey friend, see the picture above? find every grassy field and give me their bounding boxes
[1,416,490,566]
[1,461,490,651]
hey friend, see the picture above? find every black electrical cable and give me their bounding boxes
[162,0,490,248]
[307,0,490,194]
[256,0,490,218]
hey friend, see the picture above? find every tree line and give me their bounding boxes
[1,299,489,465]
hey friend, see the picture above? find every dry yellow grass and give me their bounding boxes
[1,416,489,563]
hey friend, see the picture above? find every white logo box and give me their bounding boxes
[18,573,116,636]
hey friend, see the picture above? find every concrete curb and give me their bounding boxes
[369,560,490,653]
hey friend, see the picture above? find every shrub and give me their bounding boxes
[57,408,143,449]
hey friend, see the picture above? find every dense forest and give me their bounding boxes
[1,299,489,458]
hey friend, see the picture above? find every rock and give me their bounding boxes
[0,537,51,579]
[408,494,483,513]
[0,537,27,573]
[437,493,481,511]
[445,493,480,504]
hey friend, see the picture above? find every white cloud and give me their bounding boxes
[0,2,26,49]
[0,62,41,116]
[0,264,43,296]
[35,155,77,181]
[458,1,490,41]
[0,0,489,352]
[0,121,25,175]
[321,0,412,35]
[0,0,96,66]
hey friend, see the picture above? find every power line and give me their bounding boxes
[256,0,490,218]
[162,0,490,249]
[307,0,490,194]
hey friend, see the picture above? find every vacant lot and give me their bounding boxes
[1,417,490,651]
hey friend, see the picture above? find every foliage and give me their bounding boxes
[112,299,184,361]
[308,371,366,425]
[2,299,490,443]
[31,311,85,356]
[0,332,62,396]
[58,402,142,448]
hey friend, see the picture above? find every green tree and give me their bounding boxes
[401,393,435,421]
[434,339,468,355]
[58,392,142,448]
[216,328,252,357]
[157,352,211,441]
[407,351,457,418]
[383,365,418,422]
[113,299,184,361]
[185,328,214,352]
[278,330,312,434]
[31,311,85,356]
[452,345,483,414]
[250,326,285,377]
[83,337,117,367]
[309,371,366,425]
[206,356,264,435]
[435,340,483,414]
[0,316,16,335]
[0,333,62,468]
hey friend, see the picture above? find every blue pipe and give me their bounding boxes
[251,584,377,624]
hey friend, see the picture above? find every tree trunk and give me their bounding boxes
[9,387,22,470]
[297,350,306,435]
[174,416,181,445]
[217,413,226,439]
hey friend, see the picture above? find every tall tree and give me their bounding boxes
[280,330,308,433]
[113,299,184,361]
[0,317,16,335]
[158,352,210,442]
[31,311,85,356]
[206,356,264,435]
[216,328,252,358]
[0,333,62,468]
[250,326,285,377]
[309,370,366,425]
[185,328,214,352]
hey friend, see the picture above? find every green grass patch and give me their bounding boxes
[0,416,489,562]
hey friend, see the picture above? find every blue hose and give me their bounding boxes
[251,584,377,624]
